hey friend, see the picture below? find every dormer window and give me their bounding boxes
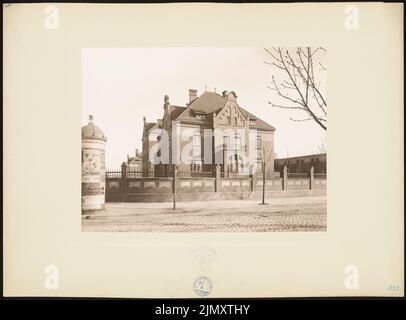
[194,112,206,119]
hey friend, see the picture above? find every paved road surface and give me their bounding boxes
[82,196,326,232]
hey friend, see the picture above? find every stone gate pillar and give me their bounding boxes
[81,115,107,213]
[250,165,256,192]
[121,162,127,202]
[310,166,314,190]
[215,164,221,192]
[282,165,288,191]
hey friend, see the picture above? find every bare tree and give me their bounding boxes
[260,145,273,205]
[264,47,327,131]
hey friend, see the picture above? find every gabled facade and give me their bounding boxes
[142,89,276,176]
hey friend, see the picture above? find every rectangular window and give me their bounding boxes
[193,134,201,160]
[223,135,230,149]
[257,137,262,149]
[235,135,241,151]
[193,134,200,146]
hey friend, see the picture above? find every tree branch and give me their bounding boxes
[264,47,327,131]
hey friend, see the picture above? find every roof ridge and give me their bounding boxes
[170,105,186,109]
[177,91,226,119]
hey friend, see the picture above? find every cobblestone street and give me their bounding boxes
[82,196,326,232]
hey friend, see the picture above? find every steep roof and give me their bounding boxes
[169,106,186,120]
[144,122,157,132]
[175,91,275,132]
[144,90,276,132]
[187,91,226,114]
[239,106,275,132]
[275,153,326,162]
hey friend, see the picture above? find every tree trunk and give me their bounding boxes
[262,164,266,205]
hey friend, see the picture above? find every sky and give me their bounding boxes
[82,48,326,170]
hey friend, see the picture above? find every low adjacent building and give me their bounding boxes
[274,153,327,174]
[122,149,143,172]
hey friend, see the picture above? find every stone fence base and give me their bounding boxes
[108,188,326,203]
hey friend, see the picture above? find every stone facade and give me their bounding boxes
[142,89,276,176]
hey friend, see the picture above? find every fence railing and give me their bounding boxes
[106,171,161,178]
[107,170,326,180]
[221,172,251,178]
[287,172,309,179]
[126,171,155,178]
[106,170,215,178]
[178,171,214,178]
[105,171,122,178]
[255,172,281,178]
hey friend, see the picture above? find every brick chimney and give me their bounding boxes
[189,89,198,103]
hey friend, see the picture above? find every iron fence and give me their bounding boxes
[106,170,216,179]
[105,171,122,178]
[178,171,214,178]
[287,172,309,179]
[221,172,251,178]
[255,172,280,178]
[126,171,155,178]
[106,170,325,180]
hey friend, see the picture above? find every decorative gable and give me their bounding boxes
[216,102,246,127]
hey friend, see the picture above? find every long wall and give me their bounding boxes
[106,170,326,202]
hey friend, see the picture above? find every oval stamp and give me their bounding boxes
[193,276,213,297]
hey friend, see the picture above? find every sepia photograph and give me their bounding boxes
[4,3,402,300]
[81,47,327,232]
